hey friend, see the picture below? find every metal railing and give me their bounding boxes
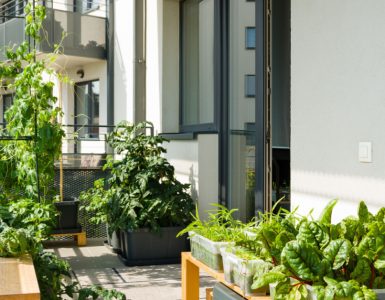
[0,0,107,21]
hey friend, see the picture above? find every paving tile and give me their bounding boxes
[45,239,217,299]
[74,268,125,285]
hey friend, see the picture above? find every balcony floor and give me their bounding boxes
[45,239,215,300]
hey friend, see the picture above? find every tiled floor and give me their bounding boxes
[45,239,215,300]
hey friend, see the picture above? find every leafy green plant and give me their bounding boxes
[0,5,124,300]
[0,3,65,201]
[77,285,126,300]
[81,121,194,233]
[252,199,385,299]
[177,204,246,242]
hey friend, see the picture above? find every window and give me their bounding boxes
[74,0,99,13]
[181,0,215,131]
[245,27,256,49]
[245,75,256,97]
[75,80,99,139]
[2,93,13,125]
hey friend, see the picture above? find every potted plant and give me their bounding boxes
[79,179,122,252]
[178,205,247,271]
[81,121,194,265]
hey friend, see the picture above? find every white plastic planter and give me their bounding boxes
[188,231,234,271]
[220,247,237,284]
[233,256,270,296]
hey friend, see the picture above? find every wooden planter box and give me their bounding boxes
[118,227,189,266]
[0,255,40,299]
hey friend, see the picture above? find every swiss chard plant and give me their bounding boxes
[252,199,385,299]
[81,121,195,233]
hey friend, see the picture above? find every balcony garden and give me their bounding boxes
[2,3,385,300]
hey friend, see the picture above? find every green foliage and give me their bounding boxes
[0,5,124,300]
[81,121,194,233]
[77,285,126,300]
[252,204,299,265]
[0,224,32,257]
[177,204,246,242]
[253,200,385,299]
[0,3,64,201]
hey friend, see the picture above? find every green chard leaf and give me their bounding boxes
[357,236,376,261]
[358,201,373,224]
[281,240,323,282]
[298,221,330,250]
[252,271,287,290]
[352,286,377,300]
[323,238,352,270]
[351,258,372,285]
[318,199,338,226]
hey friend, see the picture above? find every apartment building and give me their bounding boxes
[2,0,385,222]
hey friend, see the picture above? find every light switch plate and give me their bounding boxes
[359,142,372,163]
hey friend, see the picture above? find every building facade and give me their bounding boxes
[1,0,384,221]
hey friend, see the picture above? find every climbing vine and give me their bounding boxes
[0,3,65,202]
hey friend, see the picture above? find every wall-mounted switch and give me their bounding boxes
[359,142,372,163]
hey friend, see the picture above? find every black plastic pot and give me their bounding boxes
[118,226,189,266]
[52,199,82,234]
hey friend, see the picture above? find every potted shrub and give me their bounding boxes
[79,180,122,252]
[81,121,194,265]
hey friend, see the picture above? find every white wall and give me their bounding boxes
[114,0,135,124]
[291,0,385,221]
[164,135,219,218]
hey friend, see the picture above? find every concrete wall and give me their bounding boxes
[164,135,219,218]
[145,0,220,218]
[114,0,135,124]
[291,0,385,221]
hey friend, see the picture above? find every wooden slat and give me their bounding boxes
[52,231,87,246]
[182,252,271,300]
[0,255,40,300]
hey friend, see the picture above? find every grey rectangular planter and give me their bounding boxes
[105,226,121,254]
[118,227,189,266]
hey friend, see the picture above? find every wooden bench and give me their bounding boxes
[0,255,40,300]
[52,231,87,246]
[182,252,270,300]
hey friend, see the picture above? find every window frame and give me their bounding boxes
[74,79,100,140]
[179,0,221,134]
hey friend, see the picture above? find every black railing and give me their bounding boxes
[0,0,107,22]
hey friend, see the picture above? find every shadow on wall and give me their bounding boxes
[189,165,198,202]
[40,8,106,58]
